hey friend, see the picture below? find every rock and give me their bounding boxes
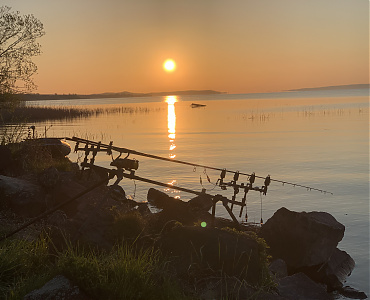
[339,285,368,299]
[47,178,87,216]
[188,193,213,212]
[147,187,185,210]
[24,275,90,300]
[278,272,331,300]
[147,188,206,225]
[269,259,288,280]
[0,145,13,172]
[108,185,137,208]
[136,202,151,216]
[0,175,46,217]
[260,207,345,269]
[38,166,60,190]
[156,226,270,286]
[197,276,285,300]
[323,248,355,288]
[148,188,213,213]
[109,184,126,200]
[302,248,355,291]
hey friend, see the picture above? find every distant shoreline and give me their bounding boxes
[18,90,225,101]
[287,83,369,92]
[17,83,369,101]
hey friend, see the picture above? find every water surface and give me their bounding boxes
[27,90,369,295]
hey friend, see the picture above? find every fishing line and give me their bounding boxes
[200,168,217,191]
[132,179,137,200]
[260,192,263,225]
[67,137,333,194]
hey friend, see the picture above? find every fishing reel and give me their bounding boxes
[109,157,139,185]
[110,158,139,172]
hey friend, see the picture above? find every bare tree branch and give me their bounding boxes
[0,6,45,97]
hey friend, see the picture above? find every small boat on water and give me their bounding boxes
[191,103,206,108]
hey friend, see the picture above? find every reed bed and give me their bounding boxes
[0,105,151,123]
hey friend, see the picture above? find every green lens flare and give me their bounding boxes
[201,222,207,228]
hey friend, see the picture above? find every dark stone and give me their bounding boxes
[301,248,355,291]
[147,187,186,210]
[0,145,13,172]
[109,184,126,200]
[0,175,46,217]
[136,202,151,216]
[324,248,355,288]
[269,259,288,280]
[260,207,345,269]
[156,226,268,286]
[147,188,210,225]
[197,276,285,300]
[188,193,213,212]
[278,272,331,300]
[24,275,91,300]
[48,178,87,216]
[339,285,368,299]
[38,166,60,190]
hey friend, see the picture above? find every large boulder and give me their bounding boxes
[38,166,60,190]
[187,193,213,212]
[278,272,331,300]
[0,175,46,217]
[302,247,355,291]
[147,188,212,226]
[156,225,271,286]
[259,207,345,269]
[147,187,213,213]
[269,259,288,281]
[147,187,186,210]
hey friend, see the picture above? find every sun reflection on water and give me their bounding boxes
[165,96,181,198]
[165,95,177,159]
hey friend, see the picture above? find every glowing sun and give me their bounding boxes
[163,59,176,72]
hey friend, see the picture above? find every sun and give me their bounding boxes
[163,59,176,72]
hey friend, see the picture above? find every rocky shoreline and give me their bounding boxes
[0,142,367,299]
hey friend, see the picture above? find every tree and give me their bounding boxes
[0,6,45,97]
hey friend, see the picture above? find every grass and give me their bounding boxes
[186,226,275,299]
[0,236,190,300]
[2,141,73,176]
[0,237,51,299]
[111,211,146,242]
[0,105,151,123]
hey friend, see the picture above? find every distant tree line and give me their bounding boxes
[19,90,224,101]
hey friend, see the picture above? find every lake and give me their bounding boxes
[27,89,369,295]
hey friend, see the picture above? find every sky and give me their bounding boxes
[3,0,369,94]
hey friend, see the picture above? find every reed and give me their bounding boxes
[0,105,151,123]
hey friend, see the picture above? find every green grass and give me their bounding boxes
[0,237,51,299]
[0,236,190,300]
[111,211,146,242]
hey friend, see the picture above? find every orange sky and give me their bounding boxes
[6,0,370,94]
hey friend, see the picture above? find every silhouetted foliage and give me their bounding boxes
[0,6,45,105]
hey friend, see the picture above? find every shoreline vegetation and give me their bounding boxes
[0,105,151,124]
[14,83,370,102]
[0,141,273,299]
[18,89,225,101]
[1,83,368,126]
[0,140,365,299]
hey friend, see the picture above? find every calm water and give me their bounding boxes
[27,89,369,294]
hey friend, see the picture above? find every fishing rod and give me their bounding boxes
[65,136,333,195]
